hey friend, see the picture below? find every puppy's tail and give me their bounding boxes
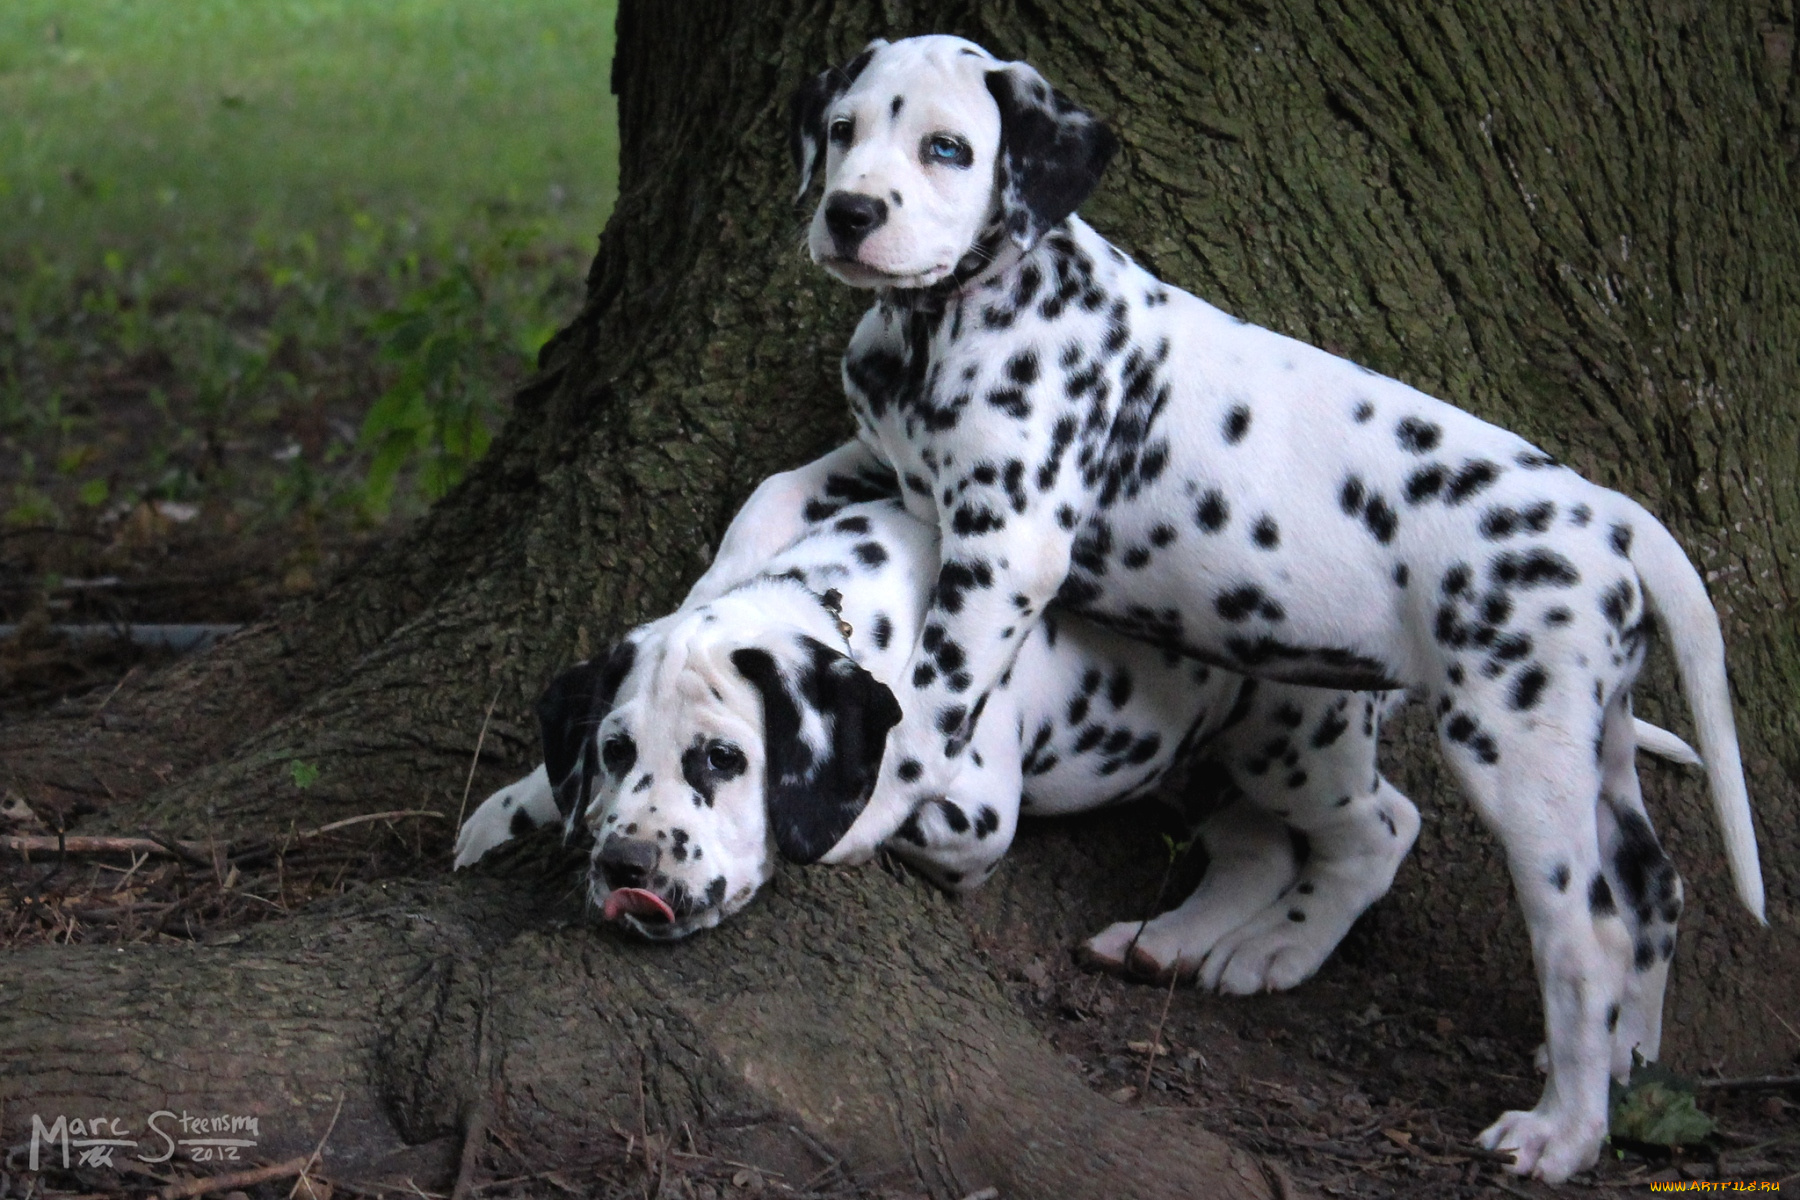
[1627,501,1764,922]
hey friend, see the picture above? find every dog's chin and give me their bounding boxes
[818,255,952,291]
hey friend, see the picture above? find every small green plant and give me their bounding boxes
[358,240,558,520]
[1608,1053,1716,1148]
[289,760,321,790]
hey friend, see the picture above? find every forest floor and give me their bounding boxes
[2,5,1795,1200]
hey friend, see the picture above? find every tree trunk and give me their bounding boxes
[3,0,1795,1195]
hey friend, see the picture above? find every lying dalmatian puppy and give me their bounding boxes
[787,34,1764,1182]
[457,462,1430,992]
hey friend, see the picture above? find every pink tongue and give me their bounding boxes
[602,887,675,924]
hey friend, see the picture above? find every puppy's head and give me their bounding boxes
[792,34,1118,288]
[543,582,901,939]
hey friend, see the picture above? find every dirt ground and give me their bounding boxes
[2,381,1794,1200]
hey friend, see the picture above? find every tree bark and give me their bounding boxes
[3,0,1796,1194]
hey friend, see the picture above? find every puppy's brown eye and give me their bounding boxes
[828,116,855,146]
[707,743,746,775]
[602,735,636,775]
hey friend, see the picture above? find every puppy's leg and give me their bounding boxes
[883,707,1022,892]
[453,764,555,868]
[681,439,894,609]
[1081,800,1297,980]
[1194,691,1419,994]
[1447,695,1629,1183]
[1596,695,1682,1077]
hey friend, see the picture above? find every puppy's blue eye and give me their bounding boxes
[923,134,973,168]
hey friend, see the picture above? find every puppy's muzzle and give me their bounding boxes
[597,833,659,891]
[595,834,677,925]
[824,191,889,257]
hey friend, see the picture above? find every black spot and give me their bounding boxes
[1446,460,1501,504]
[1363,495,1398,543]
[1589,875,1617,916]
[890,94,904,117]
[1393,465,1441,508]
[1223,405,1252,444]
[1287,909,1306,922]
[1195,490,1230,532]
[1544,606,1573,626]
[1396,416,1441,453]
[974,805,1001,838]
[1311,709,1349,748]
[1601,579,1636,628]
[1442,563,1472,596]
[509,809,535,837]
[872,613,893,649]
[1570,504,1593,526]
[1493,549,1581,588]
[833,515,871,534]
[1107,670,1133,708]
[1393,563,1410,588]
[1511,665,1548,710]
[897,759,922,782]
[987,388,1030,418]
[1635,940,1656,970]
[854,541,889,567]
[1352,400,1374,422]
[1340,475,1365,514]
[1215,584,1275,623]
[1551,863,1571,891]
[937,705,967,734]
[1006,351,1040,385]
[1517,449,1557,469]
[1252,515,1280,548]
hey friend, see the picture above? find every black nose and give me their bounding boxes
[597,834,659,890]
[824,191,889,255]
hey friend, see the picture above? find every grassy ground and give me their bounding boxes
[0,0,617,711]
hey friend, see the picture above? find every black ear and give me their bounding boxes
[787,40,886,200]
[536,639,638,820]
[984,63,1118,249]
[731,637,903,864]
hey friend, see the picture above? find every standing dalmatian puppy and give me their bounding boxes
[789,34,1764,1182]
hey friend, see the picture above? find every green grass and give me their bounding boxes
[0,0,617,594]
[0,0,618,265]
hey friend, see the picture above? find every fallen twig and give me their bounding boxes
[302,810,445,838]
[3,834,206,858]
[1697,1074,1800,1092]
[159,1156,312,1199]
[289,1094,344,1200]
[456,688,503,834]
[3,811,442,862]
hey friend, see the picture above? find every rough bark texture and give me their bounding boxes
[3,0,1796,1194]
